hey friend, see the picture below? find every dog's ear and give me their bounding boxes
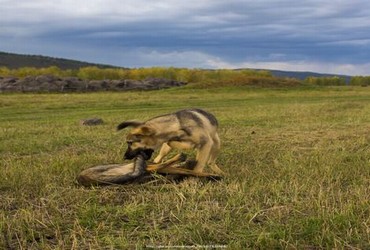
[135,126,156,136]
[117,120,143,131]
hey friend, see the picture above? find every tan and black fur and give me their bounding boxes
[117,109,224,175]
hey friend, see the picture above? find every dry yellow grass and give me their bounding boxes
[1,86,369,248]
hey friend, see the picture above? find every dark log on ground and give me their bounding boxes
[77,153,222,186]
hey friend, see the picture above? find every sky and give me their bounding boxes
[1,0,370,75]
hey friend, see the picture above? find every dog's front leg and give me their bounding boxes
[153,143,172,163]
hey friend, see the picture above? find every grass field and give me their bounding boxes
[1,86,369,249]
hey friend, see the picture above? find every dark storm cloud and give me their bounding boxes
[1,0,370,74]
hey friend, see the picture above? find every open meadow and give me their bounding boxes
[1,85,369,249]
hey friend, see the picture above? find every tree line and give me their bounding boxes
[304,76,369,86]
[0,66,271,82]
[1,66,369,86]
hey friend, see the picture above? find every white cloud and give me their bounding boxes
[319,39,370,46]
[104,49,370,75]
[112,49,221,68]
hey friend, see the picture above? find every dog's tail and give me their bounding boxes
[117,120,143,131]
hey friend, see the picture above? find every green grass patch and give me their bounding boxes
[1,86,369,249]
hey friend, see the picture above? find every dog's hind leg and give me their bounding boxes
[193,141,213,174]
[209,162,224,175]
[208,133,225,175]
[153,143,172,163]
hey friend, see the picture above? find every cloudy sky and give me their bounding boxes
[1,0,370,75]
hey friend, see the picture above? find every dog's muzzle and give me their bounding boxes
[124,148,154,161]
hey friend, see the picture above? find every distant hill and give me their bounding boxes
[234,68,351,82]
[0,51,117,70]
[1,51,351,81]
[262,69,352,82]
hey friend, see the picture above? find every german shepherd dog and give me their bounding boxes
[117,109,224,175]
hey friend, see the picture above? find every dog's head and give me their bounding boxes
[117,121,159,160]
